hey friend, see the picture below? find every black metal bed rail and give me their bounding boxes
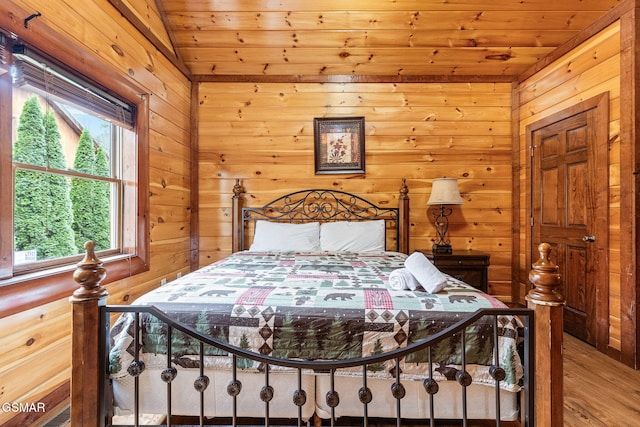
[100,306,534,427]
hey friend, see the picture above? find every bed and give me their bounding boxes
[69,179,564,426]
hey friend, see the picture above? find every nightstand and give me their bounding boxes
[420,249,490,293]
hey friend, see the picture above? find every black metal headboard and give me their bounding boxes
[240,189,403,252]
[231,179,410,253]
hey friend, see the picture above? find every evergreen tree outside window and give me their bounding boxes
[13,96,49,258]
[70,129,111,252]
[41,110,77,258]
[13,97,77,261]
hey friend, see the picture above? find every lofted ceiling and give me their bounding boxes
[113,0,621,80]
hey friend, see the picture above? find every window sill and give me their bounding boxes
[0,254,148,319]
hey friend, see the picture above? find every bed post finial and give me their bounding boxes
[526,242,564,427]
[232,179,246,253]
[71,240,108,301]
[233,178,243,198]
[399,177,408,200]
[70,241,108,427]
[398,178,410,254]
[527,242,563,303]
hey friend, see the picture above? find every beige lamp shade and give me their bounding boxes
[427,178,464,205]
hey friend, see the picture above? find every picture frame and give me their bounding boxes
[314,116,365,174]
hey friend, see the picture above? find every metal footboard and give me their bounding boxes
[99,306,534,427]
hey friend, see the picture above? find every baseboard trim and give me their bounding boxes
[6,381,70,427]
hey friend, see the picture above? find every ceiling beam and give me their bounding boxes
[107,0,191,78]
[192,74,518,84]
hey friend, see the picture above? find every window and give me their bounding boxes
[0,33,149,314]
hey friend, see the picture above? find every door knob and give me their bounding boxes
[582,235,596,242]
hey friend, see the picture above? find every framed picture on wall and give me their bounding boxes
[314,116,365,174]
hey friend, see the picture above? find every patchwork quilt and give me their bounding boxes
[109,251,524,391]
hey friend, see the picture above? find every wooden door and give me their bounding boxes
[530,94,609,348]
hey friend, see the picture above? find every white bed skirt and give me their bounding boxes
[112,368,317,421]
[315,374,520,421]
[112,368,519,422]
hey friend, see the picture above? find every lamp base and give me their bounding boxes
[432,243,453,254]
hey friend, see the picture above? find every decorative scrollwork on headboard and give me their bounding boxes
[241,189,400,250]
[244,190,397,222]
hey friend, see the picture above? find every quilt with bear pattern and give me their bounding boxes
[109,251,524,391]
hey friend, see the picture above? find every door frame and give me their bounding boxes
[525,92,610,353]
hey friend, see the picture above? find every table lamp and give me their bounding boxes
[426,177,464,254]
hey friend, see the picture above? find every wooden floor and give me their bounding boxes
[563,333,640,426]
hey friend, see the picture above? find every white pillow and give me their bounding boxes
[320,220,386,252]
[249,221,321,251]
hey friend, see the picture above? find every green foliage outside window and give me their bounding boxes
[40,111,78,258]
[13,95,112,262]
[70,129,111,252]
[13,97,76,260]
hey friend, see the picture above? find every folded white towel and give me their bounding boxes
[388,268,419,290]
[404,251,447,293]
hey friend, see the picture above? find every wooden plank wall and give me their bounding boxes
[0,1,192,425]
[197,81,515,298]
[515,22,622,348]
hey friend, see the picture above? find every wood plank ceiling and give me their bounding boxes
[114,0,621,80]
